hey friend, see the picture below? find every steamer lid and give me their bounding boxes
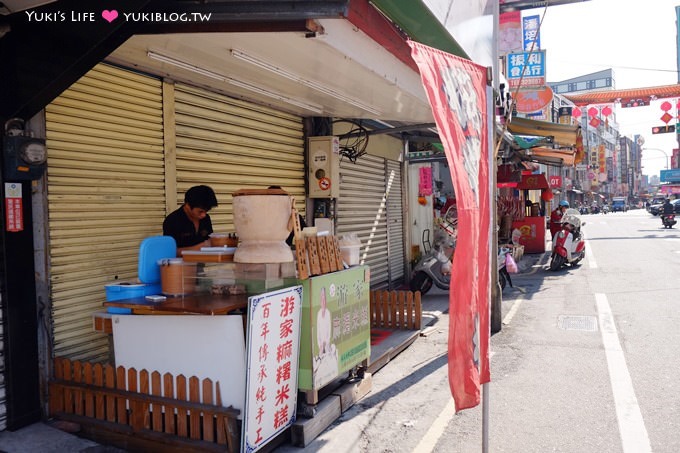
[232,188,288,197]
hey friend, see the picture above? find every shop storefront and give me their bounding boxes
[0,0,476,436]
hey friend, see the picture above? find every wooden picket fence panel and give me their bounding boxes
[48,357,240,452]
[370,290,422,330]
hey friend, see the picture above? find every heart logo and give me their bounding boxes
[101,10,118,23]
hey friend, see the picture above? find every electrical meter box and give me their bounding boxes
[307,136,340,198]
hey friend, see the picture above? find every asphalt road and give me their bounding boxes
[277,208,680,453]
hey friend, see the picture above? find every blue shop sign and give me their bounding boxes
[506,50,546,90]
[660,169,680,182]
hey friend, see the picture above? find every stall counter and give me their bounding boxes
[511,217,546,253]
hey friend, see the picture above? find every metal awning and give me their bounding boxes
[507,117,580,148]
[526,148,576,167]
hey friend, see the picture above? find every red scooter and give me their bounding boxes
[550,209,586,271]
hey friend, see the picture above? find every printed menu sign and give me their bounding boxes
[4,183,23,232]
[243,286,302,453]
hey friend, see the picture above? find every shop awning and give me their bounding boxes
[525,147,576,166]
[507,116,580,148]
[517,173,549,190]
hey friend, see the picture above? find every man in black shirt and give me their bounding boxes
[662,198,674,216]
[163,185,218,255]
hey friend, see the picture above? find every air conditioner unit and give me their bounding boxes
[307,136,340,198]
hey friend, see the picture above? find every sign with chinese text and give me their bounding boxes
[515,86,553,113]
[297,266,371,391]
[243,286,303,453]
[660,169,680,183]
[522,15,541,51]
[506,50,546,90]
[4,182,23,232]
[419,166,433,195]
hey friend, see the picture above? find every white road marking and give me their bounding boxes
[595,293,652,453]
[502,294,524,325]
[413,398,455,453]
[585,237,598,268]
[412,351,496,453]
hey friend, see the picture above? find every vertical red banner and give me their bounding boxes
[409,41,491,411]
[4,183,23,232]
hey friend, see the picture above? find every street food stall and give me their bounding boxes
[94,188,370,453]
[511,172,550,253]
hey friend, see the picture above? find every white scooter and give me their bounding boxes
[549,208,586,271]
[409,206,457,294]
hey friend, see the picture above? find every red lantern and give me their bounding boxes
[541,190,554,202]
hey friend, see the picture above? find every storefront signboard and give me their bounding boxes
[506,50,546,90]
[243,285,303,453]
[297,266,371,391]
[660,169,680,183]
[522,15,541,51]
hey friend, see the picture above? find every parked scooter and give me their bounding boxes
[602,204,610,214]
[409,207,457,294]
[549,208,586,271]
[498,247,513,290]
[661,213,677,229]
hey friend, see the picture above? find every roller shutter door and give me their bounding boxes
[0,236,5,429]
[46,64,164,361]
[385,160,405,284]
[173,84,306,226]
[337,155,405,288]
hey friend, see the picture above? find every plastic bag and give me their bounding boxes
[505,253,518,274]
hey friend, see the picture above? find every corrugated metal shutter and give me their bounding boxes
[337,154,390,288]
[0,233,5,429]
[173,84,306,226]
[45,63,164,361]
[386,159,405,284]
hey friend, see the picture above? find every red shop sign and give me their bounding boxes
[549,175,562,188]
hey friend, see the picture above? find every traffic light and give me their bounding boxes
[651,125,676,134]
